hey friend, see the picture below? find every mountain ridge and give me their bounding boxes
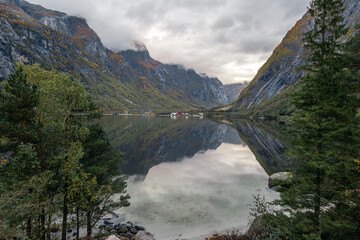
[0,0,229,111]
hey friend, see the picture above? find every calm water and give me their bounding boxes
[99,116,291,240]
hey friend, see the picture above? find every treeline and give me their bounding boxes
[0,64,130,240]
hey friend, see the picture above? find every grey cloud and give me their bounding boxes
[126,1,162,23]
[166,0,226,11]
[27,0,309,84]
[212,17,235,30]
[237,38,279,54]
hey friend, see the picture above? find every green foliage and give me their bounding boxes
[0,64,129,239]
[80,124,130,236]
[266,1,360,239]
[0,65,39,150]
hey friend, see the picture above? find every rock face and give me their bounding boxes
[120,45,228,109]
[234,0,360,111]
[223,82,249,103]
[0,0,228,110]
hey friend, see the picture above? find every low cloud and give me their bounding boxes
[28,0,309,84]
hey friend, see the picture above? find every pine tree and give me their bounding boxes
[279,0,360,239]
[0,66,40,239]
[80,124,130,237]
[0,65,39,149]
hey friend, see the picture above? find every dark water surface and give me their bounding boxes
[99,116,292,240]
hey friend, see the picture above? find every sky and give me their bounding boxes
[28,0,309,84]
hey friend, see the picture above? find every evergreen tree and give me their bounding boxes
[0,64,129,239]
[278,0,360,239]
[80,124,130,237]
[0,66,40,239]
[0,65,39,150]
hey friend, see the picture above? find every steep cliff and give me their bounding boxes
[0,0,228,110]
[119,44,228,109]
[234,0,360,111]
[223,82,249,103]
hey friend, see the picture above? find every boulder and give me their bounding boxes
[130,228,138,234]
[105,235,120,240]
[104,220,114,225]
[116,224,128,234]
[110,211,120,218]
[125,223,133,229]
[268,172,293,189]
[135,231,155,240]
[134,225,145,231]
[106,224,115,231]
[124,232,135,239]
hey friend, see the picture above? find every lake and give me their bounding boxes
[99,116,293,240]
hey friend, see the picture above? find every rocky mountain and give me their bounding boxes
[119,44,228,109]
[234,0,360,111]
[0,0,228,111]
[223,82,249,103]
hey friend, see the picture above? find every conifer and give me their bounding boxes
[279,0,360,239]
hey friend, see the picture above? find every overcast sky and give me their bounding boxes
[28,0,309,84]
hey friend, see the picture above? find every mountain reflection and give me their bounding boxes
[98,116,293,239]
[232,120,295,175]
[99,116,243,175]
[99,116,293,176]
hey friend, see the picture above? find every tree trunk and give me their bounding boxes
[47,212,51,240]
[61,193,68,240]
[40,207,46,240]
[315,169,321,239]
[86,211,92,237]
[76,207,80,240]
[26,217,32,239]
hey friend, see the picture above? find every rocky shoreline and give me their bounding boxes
[99,220,154,240]
[95,212,155,240]
[52,212,154,240]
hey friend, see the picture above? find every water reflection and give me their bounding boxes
[122,144,277,239]
[98,116,292,239]
[233,120,295,175]
[99,117,243,175]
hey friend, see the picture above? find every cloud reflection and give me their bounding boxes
[117,143,279,240]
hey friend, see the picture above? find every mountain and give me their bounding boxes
[234,0,360,113]
[119,44,228,109]
[0,0,228,111]
[223,82,249,103]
